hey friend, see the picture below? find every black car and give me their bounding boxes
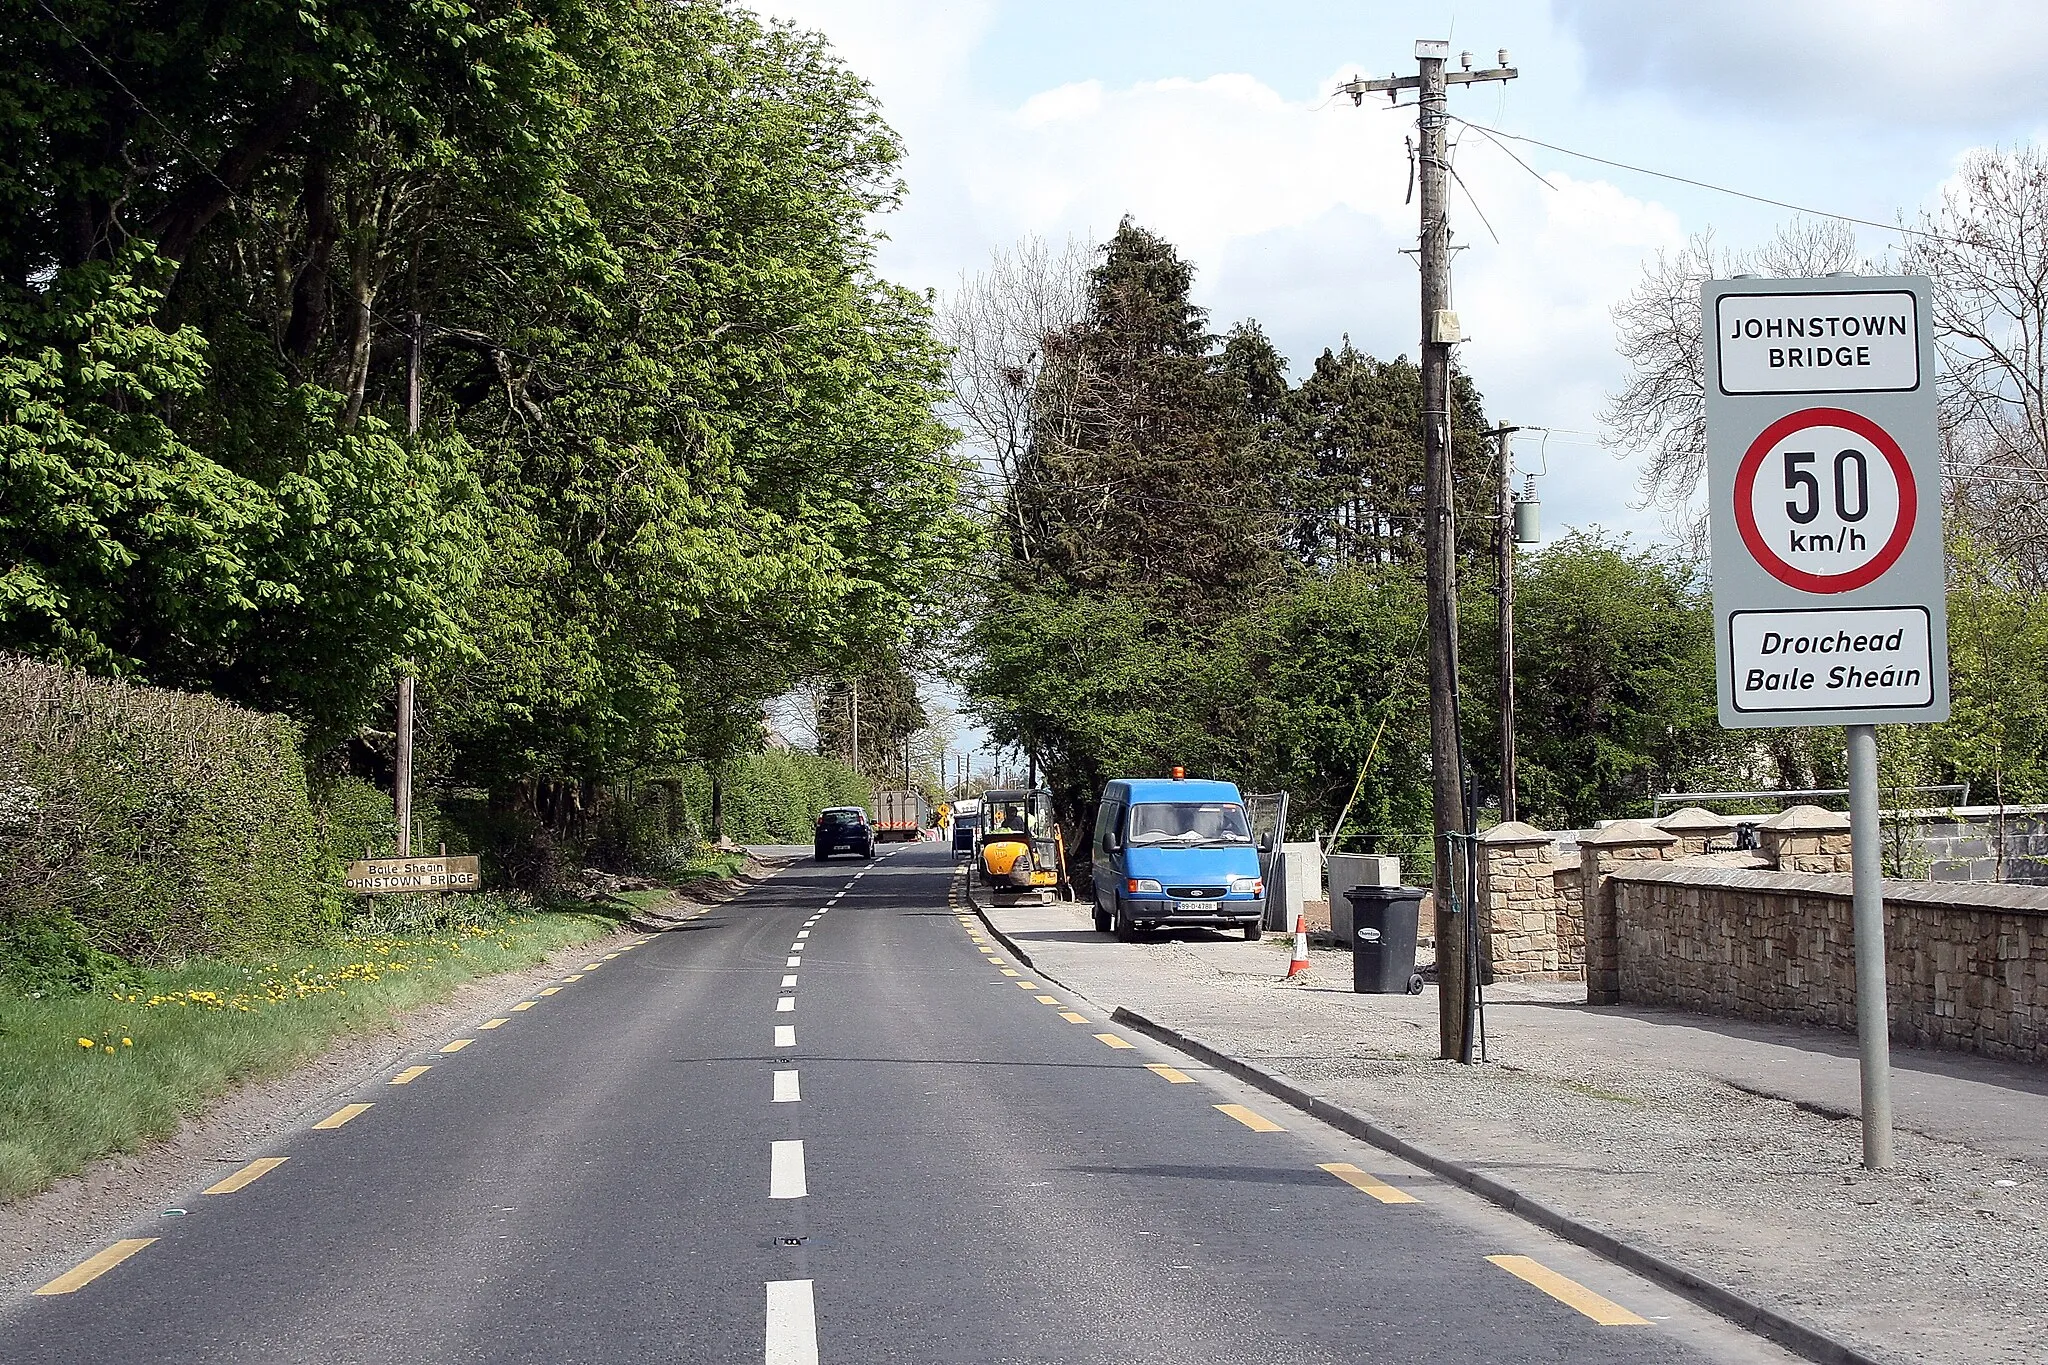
[814,807,876,861]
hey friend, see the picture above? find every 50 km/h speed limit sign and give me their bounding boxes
[1734,407,1913,593]
[1704,274,1947,1175]
[1706,277,1948,728]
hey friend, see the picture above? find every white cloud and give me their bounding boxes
[760,6,1690,539]
[1553,0,2048,124]
[924,66,1679,535]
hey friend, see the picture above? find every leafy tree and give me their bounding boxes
[0,253,478,744]
[1897,533,2048,806]
[422,4,973,792]
[1280,341,1497,569]
[1509,530,1728,827]
[1010,219,1284,605]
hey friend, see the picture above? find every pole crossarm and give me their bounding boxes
[1340,67,1516,101]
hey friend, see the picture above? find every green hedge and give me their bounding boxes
[676,751,872,844]
[0,654,330,985]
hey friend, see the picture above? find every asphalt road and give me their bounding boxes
[0,844,1801,1363]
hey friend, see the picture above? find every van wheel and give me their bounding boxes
[1113,898,1136,942]
[1243,922,1263,941]
[1092,903,1111,934]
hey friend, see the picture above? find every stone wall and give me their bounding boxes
[1913,806,2048,885]
[1553,864,1583,977]
[1609,863,2048,1063]
[1475,824,1560,977]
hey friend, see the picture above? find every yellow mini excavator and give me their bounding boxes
[974,788,1064,903]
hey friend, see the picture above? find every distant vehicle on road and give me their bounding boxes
[1088,772,1266,940]
[814,806,876,861]
[949,798,981,853]
[873,789,934,842]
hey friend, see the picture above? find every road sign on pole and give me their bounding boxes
[1704,274,1949,1172]
[1707,276,1948,729]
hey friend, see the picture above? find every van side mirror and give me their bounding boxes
[1106,831,1121,851]
[1258,831,1274,852]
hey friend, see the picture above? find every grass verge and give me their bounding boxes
[662,847,751,884]
[0,906,617,1202]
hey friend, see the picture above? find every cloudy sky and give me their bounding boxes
[753,1,2048,768]
[761,0,2048,542]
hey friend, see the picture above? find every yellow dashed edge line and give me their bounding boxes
[1000,969,1021,977]
[1319,1162,1420,1204]
[1487,1255,1651,1325]
[203,1156,288,1195]
[1215,1103,1285,1132]
[480,1017,508,1029]
[313,1102,372,1130]
[1145,1063,1193,1083]
[539,986,563,996]
[34,1239,155,1295]
[440,1038,473,1053]
[1035,995,1060,1004]
[1059,1011,1089,1024]
[511,1000,537,1011]
[1095,1033,1135,1049]
[390,1065,432,1085]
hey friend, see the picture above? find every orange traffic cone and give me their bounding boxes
[1284,914,1311,980]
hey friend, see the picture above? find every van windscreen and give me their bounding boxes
[1127,802,1251,846]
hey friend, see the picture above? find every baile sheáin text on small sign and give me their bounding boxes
[344,855,482,894]
[1703,275,1948,729]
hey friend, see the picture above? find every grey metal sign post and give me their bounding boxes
[1704,274,1948,1170]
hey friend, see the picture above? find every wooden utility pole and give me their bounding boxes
[849,682,861,774]
[1489,425,1523,824]
[1343,43,1517,1062]
[396,313,423,858]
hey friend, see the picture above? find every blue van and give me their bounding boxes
[1088,776,1267,940]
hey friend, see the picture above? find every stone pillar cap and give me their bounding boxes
[1655,805,1736,832]
[1578,819,1679,849]
[1756,803,1850,831]
[1478,820,1553,846]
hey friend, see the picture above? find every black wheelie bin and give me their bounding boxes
[1347,884,1426,994]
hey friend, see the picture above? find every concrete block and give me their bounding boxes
[1328,853,1401,946]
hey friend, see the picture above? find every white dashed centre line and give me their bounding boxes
[776,996,796,1013]
[770,1140,807,1198]
[786,956,802,967]
[766,1280,819,1365]
[782,974,798,987]
[773,1070,801,1103]
[774,1024,796,1048]
[796,930,809,940]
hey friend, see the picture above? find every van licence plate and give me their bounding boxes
[1173,899,1208,914]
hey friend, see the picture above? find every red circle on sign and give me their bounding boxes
[1733,406,1916,594]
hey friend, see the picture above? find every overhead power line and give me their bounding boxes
[1443,114,1950,243]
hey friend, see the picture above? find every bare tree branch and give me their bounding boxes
[1603,219,1868,550]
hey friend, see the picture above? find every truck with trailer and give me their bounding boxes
[872,789,934,842]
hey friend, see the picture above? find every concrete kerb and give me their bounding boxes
[958,884,1883,1365]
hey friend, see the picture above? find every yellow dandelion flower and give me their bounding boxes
[78,1037,95,1048]
[122,1037,133,1046]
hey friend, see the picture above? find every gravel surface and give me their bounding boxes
[989,904,2048,1365]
